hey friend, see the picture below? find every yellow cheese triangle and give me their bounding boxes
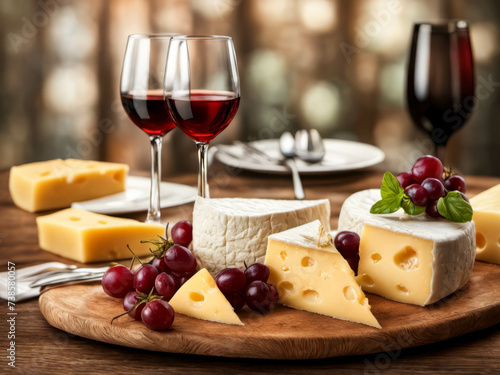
[265,220,381,329]
[470,184,500,264]
[169,268,244,326]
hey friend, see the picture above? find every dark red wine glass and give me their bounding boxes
[406,21,475,165]
[120,34,177,222]
[164,35,240,198]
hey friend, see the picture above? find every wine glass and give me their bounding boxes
[164,35,240,198]
[406,20,475,165]
[120,34,177,223]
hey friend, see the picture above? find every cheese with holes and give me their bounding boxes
[192,197,331,275]
[265,220,381,328]
[9,159,129,212]
[470,184,500,264]
[36,208,164,263]
[169,268,243,325]
[338,189,475,306]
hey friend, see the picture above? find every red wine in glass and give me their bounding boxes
[121,89,176,137]
[166,90,240,143]
[406,21,475,164]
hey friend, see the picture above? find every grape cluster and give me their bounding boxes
[396,155,468,218]
[101,220,196,331]
[215,263,279,314]
[334,231,360,274]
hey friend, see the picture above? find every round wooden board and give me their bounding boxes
[39,262,500,360]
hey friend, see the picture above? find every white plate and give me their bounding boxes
[214,139,385,175]
[71,176,197,214]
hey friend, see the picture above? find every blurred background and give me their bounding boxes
[1,0,499,177]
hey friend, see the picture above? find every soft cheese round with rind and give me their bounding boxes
[338,189,476,306]
[192,197,331,275]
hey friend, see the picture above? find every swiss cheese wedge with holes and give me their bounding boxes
[265,220,381,328]
[470,184,500,264]
[9,159,128,212]
[169,268,244,326]
[36,208,164,263]
[338,189,476,306]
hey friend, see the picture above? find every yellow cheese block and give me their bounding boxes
[358,225,434,305]
[265,220,381,329]
[169,268,244,326]
[9,159,129,212]
[470,184,500,264]
[36,208,164,263]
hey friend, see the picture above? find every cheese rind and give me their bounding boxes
[192,197,331,275]
[9,159,129,212]
[36,208,164,263]
[470,184,500,264]
[265,220,381,328]
[169,268,243,325]
[338,189,476,306]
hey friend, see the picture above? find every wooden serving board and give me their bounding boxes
[39,262,500,360]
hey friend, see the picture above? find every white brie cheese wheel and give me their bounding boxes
[192,197,331,275]
[338,189,475,306]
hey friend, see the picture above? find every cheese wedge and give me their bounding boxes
[338,189,476,306]
[9,159,129,212]
[470,184,500,264]
[36,208,164,263]
[193,197,331,275]
[169,268,243,325]
[265,220,381,328]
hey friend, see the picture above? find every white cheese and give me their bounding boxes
[338,189,475,306]
[192,197,331,275]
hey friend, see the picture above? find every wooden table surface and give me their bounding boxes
[1,165,499,375]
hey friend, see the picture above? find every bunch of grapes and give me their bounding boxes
[101,220,196,331]
[215,263,279,314]
[396,155,468,218]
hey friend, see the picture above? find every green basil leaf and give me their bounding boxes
[380,172,404,199]
[437,191,473,223]
[370,193,404,214]
[401,195,426,216]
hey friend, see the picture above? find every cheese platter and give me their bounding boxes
[39,261,500,360]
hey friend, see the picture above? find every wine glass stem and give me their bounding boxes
[196,142,210,198]
[147,135,162,223]
[436,144,448,168]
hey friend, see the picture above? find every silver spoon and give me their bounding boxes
[294,129,325,164]
[279,132,305,200]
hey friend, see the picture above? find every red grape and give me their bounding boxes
[411,155,444,183]
[216,268,247,294]
[152,256,170,274]
[404,184,429,206]
[171,220,193,247]
[421,178,446,200]
[102,265,134,298]
[134,264,159,294]
[345,253,360,275]
[268,284,279,304]
[141,300,175,331]
[123,291,145,320]
[396,172,415,189]
[244,263,270,284]
[225,292,245,311]
[176,275,191,288]
[444,175,467,193]
[334,231,360,257]
[155,273,177,300]
[426,199,442,218]
[244,281,272,314]
[164,244,197,276]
